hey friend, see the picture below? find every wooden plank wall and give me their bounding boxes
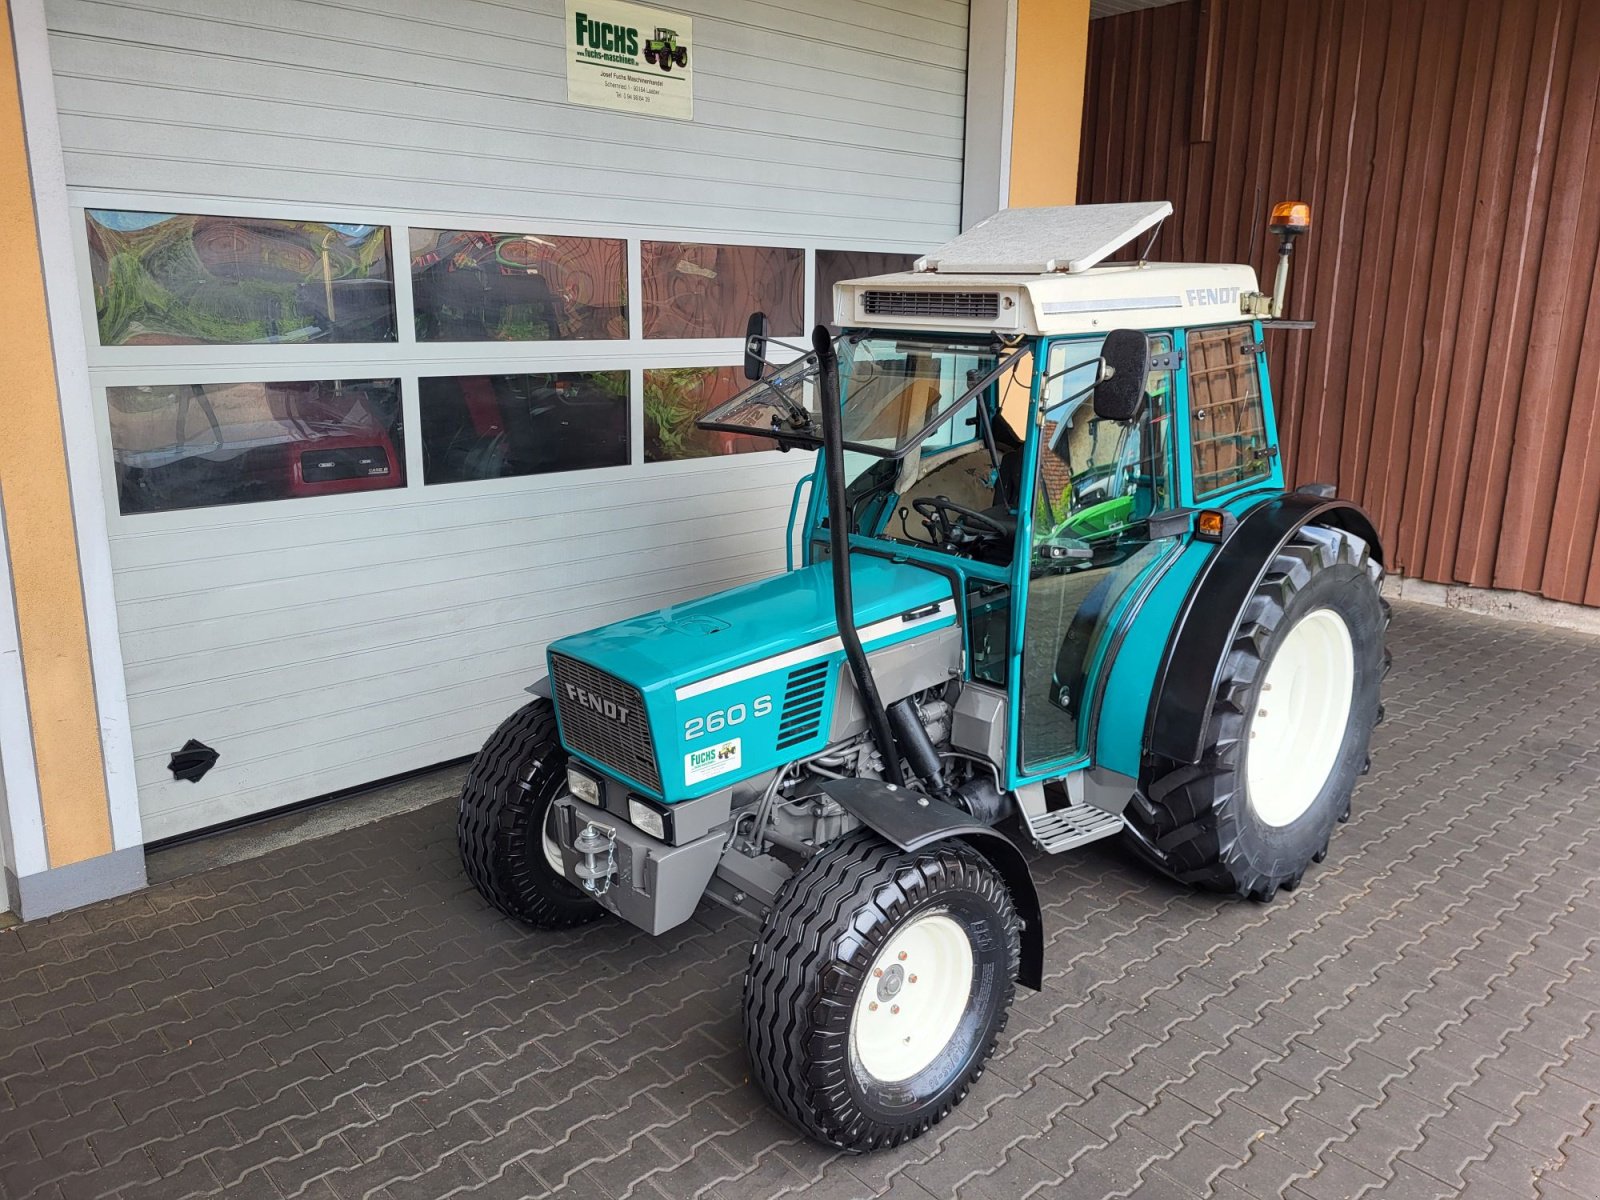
[1081,0,1600,605]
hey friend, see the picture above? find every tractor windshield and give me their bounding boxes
[697,335,1029,459]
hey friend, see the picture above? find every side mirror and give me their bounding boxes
[743,311,769,381]
[1093,329,1151,423]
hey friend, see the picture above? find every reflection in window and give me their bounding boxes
[1037,335,1173,537]
[642,242,802,338]
[410,229,626,342]
[645,367,774,462]
[87,211,395,346]
[815,249,916,328]
[419,372,629,484]
[109,379,403,514]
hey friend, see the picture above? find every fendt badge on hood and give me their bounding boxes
[565,683,631,726]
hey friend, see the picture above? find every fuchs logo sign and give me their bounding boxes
[565,682,631,726]
[685,737,741,785]
[566,0,693,121]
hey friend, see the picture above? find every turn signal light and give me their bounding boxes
[1196,510,1229,542]
[1269,201,1312,237]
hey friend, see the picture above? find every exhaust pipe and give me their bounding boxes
[813,325,906,787]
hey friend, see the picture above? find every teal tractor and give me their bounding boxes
[458,201,1389,1151]
[643,27,687,71]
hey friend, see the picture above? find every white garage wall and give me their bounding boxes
[46,0,970,840]
[46,0,967,243]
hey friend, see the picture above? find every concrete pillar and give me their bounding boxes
[0,0,144,918]
[963,0,1092,228]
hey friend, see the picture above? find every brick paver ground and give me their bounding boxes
[1,601,1597,1200]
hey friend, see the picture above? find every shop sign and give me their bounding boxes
[565,0,693,120]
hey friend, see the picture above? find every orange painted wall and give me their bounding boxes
[1009,0,1090,207]
[0,0,114,866]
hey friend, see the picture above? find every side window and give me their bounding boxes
[1185,324,1271,497]
[1032,334,1173,544]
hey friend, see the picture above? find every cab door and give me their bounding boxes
[1009,333,1179,781]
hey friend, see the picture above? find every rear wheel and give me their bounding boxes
[742,831,1019,1151]
[1128,527,1388,899]
[457,699,603,928]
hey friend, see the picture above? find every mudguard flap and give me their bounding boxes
[819,777,1044,990]
[1145,494,1383,766]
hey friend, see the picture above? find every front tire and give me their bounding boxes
[457,699,603,928]
[743,831,1019,1151]
[1128,526,1388,899]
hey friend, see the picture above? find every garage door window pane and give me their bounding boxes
[645,366,778,462]
[410,229,627,341]
[419,371,630,483]
[87,211,396,346]
[109,379,404,514]
[642,242,803,338]
[815,249,917,329]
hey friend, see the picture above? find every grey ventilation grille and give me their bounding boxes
[862,290,1001,320]
[776,661,831,750]
[549,654,660,791]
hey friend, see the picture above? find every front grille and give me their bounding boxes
[776,661,831,751]
[549,653,661,791]
[862,290,1001,320]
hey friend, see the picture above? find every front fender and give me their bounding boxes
[1145,494,1383,766]
[818,777,1044,990]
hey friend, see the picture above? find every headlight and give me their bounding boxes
[627,797,667,841]
[566,766,601,806]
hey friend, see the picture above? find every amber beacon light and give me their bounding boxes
[1243,201,1314,320]
[1268,201,1313,238]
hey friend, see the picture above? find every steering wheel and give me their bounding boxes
[913,495,1011,555]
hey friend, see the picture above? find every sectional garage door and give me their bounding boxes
[45,0,969,839]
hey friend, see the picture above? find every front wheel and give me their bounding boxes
[743,831,1019,1151]
[1128,526,1389,899]
[457,699,604,928]
[658,55,671,72]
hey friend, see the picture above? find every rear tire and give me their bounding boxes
[1128,527,1388,899]
[457,699,603,928]
[742,831,1019,1151]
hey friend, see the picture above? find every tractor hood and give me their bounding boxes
[545,557,958,800]
[548,557,954,695]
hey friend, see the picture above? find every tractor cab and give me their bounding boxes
[702,203,1283,780]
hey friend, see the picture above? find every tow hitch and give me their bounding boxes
[573,822,616,895]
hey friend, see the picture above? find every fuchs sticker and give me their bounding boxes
[685,738,740,784]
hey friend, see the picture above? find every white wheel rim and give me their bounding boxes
[850,911,975,1083]
[1245,607,1356,827]
[541,806,564,875]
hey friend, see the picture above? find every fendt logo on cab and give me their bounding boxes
[565,682,630,725]
[1186,285,1241,307]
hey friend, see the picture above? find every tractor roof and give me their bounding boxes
[834,202,1262,337]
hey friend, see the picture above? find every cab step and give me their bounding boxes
[1022,803,1125,854]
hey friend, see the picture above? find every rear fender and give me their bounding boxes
[1146,494,1383,765]
[818,777,1044,990]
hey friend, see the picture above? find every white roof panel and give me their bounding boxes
[915,202,1174,275]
